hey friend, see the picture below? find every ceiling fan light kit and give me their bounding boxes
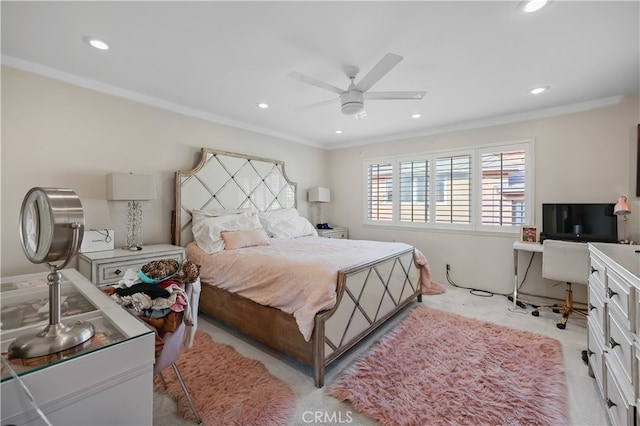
[341,90,364,115]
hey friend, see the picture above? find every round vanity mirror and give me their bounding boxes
[9,187,95,359]
[20,187,85,264]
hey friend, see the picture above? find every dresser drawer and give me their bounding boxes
[605,359,635,426]
[588,319,606,398]
[607,268,636,332]
[589,284,607,337]
[607,310,635,388]
[590,252,607,290]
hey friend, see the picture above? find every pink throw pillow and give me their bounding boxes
[221,228,271,250]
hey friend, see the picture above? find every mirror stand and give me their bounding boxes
[9,192,95,359]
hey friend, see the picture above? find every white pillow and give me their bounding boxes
[192,211,263,254]
[258,208,318,239]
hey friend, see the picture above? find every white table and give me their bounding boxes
[512,241,544,309]
[1,269,155,426]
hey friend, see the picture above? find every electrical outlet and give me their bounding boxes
[446,264,451,271]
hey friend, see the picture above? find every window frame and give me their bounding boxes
[363,139,534,234]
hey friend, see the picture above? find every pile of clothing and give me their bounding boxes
[104,259,200,357]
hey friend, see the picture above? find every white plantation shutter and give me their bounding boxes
[480,145,528,227]
[367,162,393,221]
[435,154,471,224]
[399,160,429,223]
[364,140,531,231]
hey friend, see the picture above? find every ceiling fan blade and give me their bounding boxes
[294,97,339,111]
[288,71,344,95]
[365,91,426,100]
[355,53,403,93]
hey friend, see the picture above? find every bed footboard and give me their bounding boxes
[314,247,422,386]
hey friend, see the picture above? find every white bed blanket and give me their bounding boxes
[186,236,431,341]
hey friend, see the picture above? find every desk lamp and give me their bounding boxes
[614,195,632,244]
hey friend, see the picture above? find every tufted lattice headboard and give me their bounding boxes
[174,148,297,246]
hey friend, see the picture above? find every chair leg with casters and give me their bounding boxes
[531,282,587,329]
[157,363,202,425]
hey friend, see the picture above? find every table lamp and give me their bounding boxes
[614,195,632,244]
[107,173,156,250]
[308,187,331,227]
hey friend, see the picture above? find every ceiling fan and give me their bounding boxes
[288,52,426,116]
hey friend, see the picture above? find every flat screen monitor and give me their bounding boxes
[541,203,618,243]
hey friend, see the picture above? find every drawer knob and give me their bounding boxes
[609,337,620,349]
[606,398,617,409]
[591,266,599,274]
[114,269,122,276]
[607,288,618,298]
[588,303,596,311]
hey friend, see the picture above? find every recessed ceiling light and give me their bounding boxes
[529,86,550,95]
[256,102,269,109]
[83,36,109,50]
[411,113,422,119]
[335,130,343,134]
[516,0,551,14]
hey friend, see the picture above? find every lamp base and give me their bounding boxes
[7,321,95,359]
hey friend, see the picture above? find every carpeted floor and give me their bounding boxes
[327,305,568,425]
[154,331,295,425]
[153,284,609,425]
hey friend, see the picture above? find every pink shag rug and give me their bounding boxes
[327,306,568,426]
[154,331,295,425]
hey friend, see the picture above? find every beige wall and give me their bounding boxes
[1,66,328,276]
[327,95,640,300]
[2,65,638,304]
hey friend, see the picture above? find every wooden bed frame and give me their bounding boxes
[173,148,422,387]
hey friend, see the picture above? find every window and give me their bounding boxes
[364,140,532,233]
[399,160,429,223]
[435,154,471,224]
[479,145,528,228]
[366,163,393,221]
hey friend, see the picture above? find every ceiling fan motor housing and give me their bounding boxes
[341,90,364,115]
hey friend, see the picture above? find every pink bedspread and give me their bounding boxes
[186,236,435,341]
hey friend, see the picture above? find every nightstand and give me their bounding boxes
[78,244,185,287]
[316,227,349,239]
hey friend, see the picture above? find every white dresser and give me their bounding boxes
[1,269,155,426]
[587,243,640,425]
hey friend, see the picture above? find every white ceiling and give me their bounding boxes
[2,1,639,149]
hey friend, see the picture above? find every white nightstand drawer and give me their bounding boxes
[317,227,348,239]
[78,244,185,287]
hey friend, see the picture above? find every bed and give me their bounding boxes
[173,148,432,387]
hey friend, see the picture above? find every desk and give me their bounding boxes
[513,241,544,309]
[1,269,155,426]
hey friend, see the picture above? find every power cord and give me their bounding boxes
[90,229,112,243]
[445,265,502,298]
[445,254,534,310]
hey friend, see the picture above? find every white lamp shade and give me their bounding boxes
[106,173,156,201]
[308,187,331,203]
